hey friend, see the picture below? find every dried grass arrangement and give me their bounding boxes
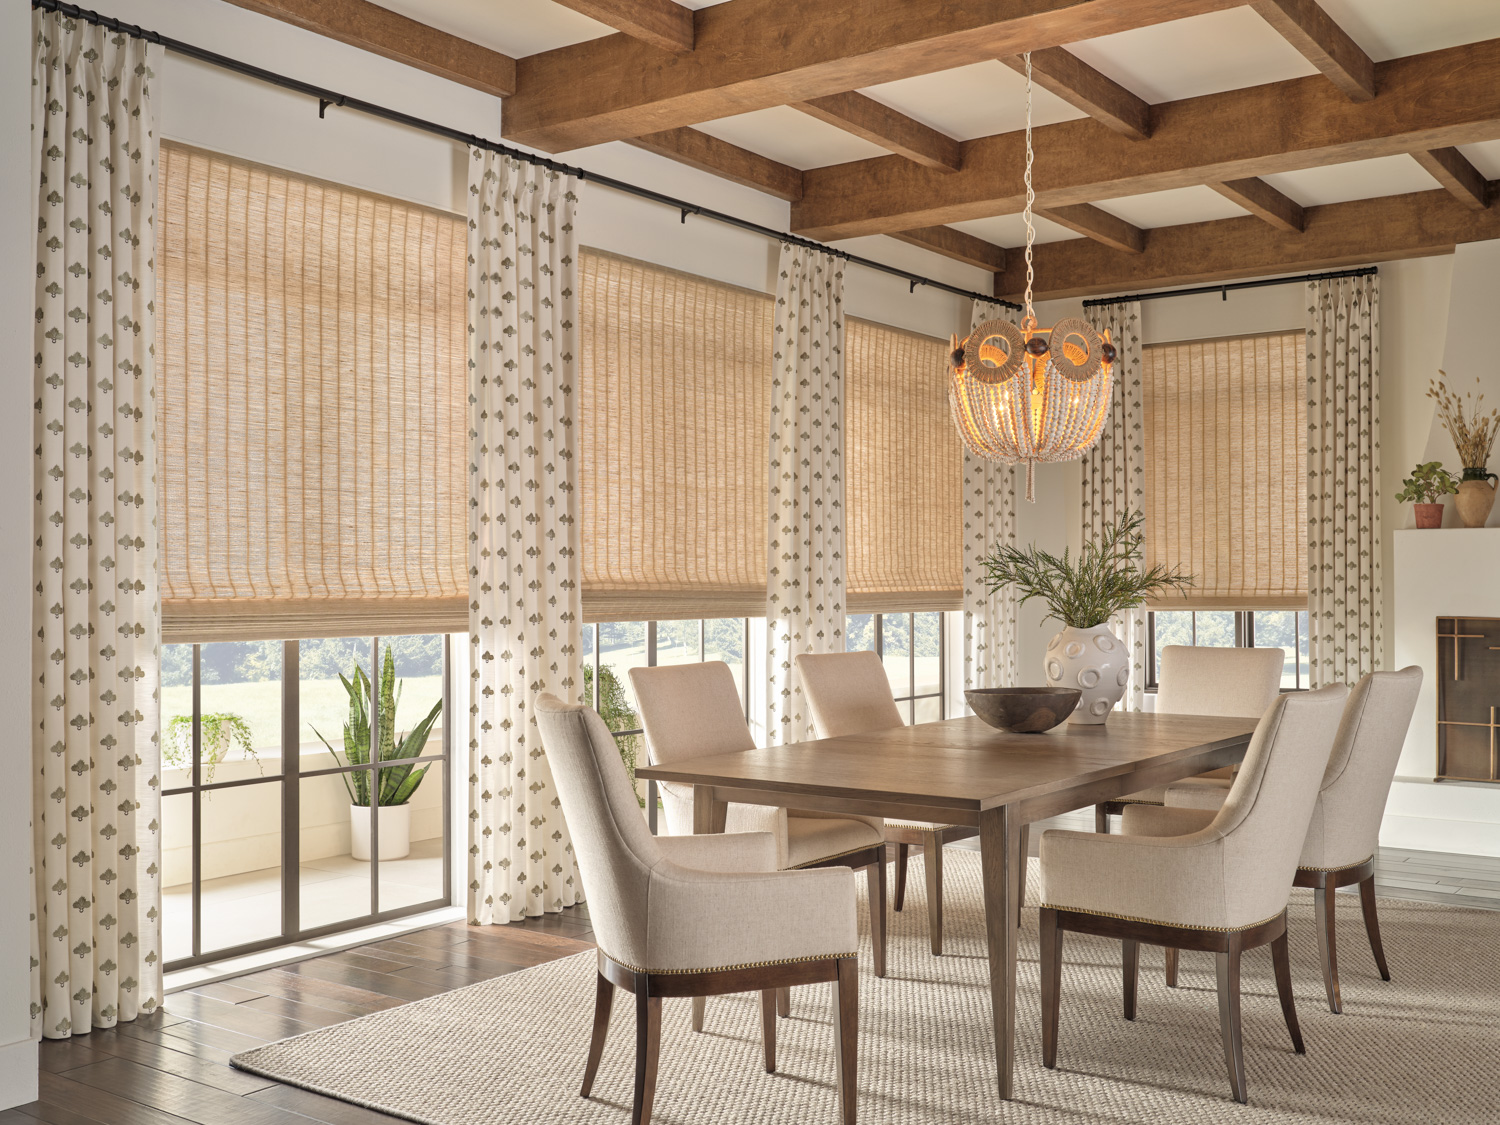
[1429,369,1500,473]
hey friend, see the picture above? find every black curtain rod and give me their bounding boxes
[1081,266,1378,308]
[33,0,1022,312]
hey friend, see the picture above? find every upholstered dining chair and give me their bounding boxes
[535,694,861,1125]
[795,650,1023,953]
[1039,685,1348,1104]
[1094,644,1284,832]
[630,661,888,1020]
[1153,666,1423,1012]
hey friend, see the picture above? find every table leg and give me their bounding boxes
[979,804,1023,1099]
[692,785,727,835]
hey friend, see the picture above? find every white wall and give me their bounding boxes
[1,0,38,1109]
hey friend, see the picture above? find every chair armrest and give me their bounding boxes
[1039,824,1234,930]
[1121,804,1216,838]
[656,831,777,873]
[1165,776,1233,812]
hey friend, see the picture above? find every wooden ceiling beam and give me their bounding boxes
[220,0,516,97]
[625,127,805,202]
[996,187,1500,301]
[794,93,963,172]
[503,0,1237,151]
[1000,48,1152,141]
[792,38,1500,240]
[888,227,1006,272]
[1035,204,1145,253]
[550,0,694,54]
[1209,177,1306,232]
[1249,0,1375,102]
[1411,148,1491,211]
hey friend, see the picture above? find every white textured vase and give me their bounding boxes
[1045,624,1129,724]
[350,803,411,861]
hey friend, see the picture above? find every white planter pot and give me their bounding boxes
[350,803,411,861]
[1045,624,1129,725]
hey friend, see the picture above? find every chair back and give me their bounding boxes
[535,693,660,969]
[1156,645,1284,718]
[1207,684,1348,926]
[1304,666,1422,869]
[795,650,904,738]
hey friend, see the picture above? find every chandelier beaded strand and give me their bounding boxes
[947,51,1116,502]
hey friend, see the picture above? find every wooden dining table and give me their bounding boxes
[635,710,1259,1101]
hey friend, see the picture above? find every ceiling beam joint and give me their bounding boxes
[550,0,695,54]
[1000,48,1152,141]
[1249,0,1375,101]
[793,92,963,172]
[1411,148,1490,211]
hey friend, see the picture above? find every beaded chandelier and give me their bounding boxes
[948,53,1116,502]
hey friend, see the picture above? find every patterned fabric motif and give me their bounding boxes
[962,300,1020,692]
[1081,301,1147,712]
[766,244,847,745]
[30,10,163,1039]
[466,150,584,925]
[1305,277,1383,687]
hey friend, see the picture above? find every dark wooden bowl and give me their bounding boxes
[965,687,1081,733]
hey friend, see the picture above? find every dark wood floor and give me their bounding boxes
[11,844,1500,1125]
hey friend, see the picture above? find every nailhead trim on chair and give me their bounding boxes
[602,948,859,975]
[1040,904,1285,934]
[883,822,955,832]
[1298,853,1375,874]
[790,843,882,868]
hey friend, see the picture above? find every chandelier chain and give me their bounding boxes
[1023,51,1035,329]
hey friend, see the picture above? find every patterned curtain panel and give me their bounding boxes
[766,244,847,745]
[962,299,1020,692]
[466,151,584,925]
[1306,276,1383,686]
[30,11,164,1039]
[1081,301,1148,712]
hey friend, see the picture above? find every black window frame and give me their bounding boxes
[1145,609,1310,693]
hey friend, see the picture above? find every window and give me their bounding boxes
[847,612,946,724]
[1146,610,1310,692]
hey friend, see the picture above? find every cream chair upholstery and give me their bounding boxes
[1039,686,1346,1104]
[1150,667,1423,1012]
[1098,644,1284,824]
[535,694,860,1125]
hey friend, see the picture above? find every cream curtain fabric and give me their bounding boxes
[1141,333,1307,609]
[1306,276,1383,687]
[577,249,773,622]
[467,151,584,924]
[845,317,961,612]
[766,244,847,746]
[962,299,1020,691]
[1082,301,1147,712]
[30,10,164,1039]
[155,142,469,642]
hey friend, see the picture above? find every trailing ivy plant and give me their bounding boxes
[163,712,259,784]
[312,646,442,807]
[981,509,1194,630]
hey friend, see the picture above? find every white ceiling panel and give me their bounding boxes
[376,0,610,58]
[858,61,1085,143]
[1318,0,1500,62]
[1066,8,1317,104]
[694,106,891,170]
[948,214,1082,248]
[1259,155,1441,207]
[1092,186,1248,229]
[1457,140,1500,180]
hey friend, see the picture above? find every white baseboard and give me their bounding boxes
[1379,814,1500,858]
[0,1037,37,1111]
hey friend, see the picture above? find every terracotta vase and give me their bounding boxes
[1413,503,1444,529]
[1455,469,1498,528]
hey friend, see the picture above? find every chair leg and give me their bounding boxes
[1040,907,1063,1069]
[690,995,705,1032]
[1215,939,1247,1104]
[776,986,790,1018]
[1094,805,1110,833]
[760,989,777,1073]
[1358,873,1391,982]
[833,958,859,1125]
[1164,946,1179,988]
[867,858,887,978]
[1122,939,1139,1021]
[892,843,908,912]
[632,978,662,1125]
[580,971,614,1098]
[1017,824,1030,925]
[923,836,943,956]
[1270,926,1305,1055]
[1314,872,1342,1014]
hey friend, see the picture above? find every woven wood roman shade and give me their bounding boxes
[578,249,774,621]
[156,142,469,641]
[1141,331,1307,609]
[845,317,962,612]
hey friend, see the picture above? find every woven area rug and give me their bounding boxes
[232,850,1500,1124]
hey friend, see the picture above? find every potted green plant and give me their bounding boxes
[163,712,259,784]
[312,647,442,861]
[981,510,1193,724]
[1395,461,1460,529]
